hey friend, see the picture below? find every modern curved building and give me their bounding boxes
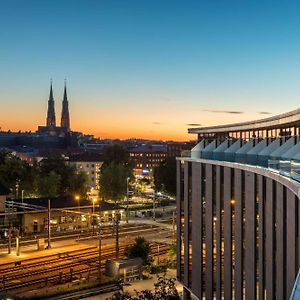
[177,109,300,300]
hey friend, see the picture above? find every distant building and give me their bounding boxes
[37,82,71,136]
[0,82,81,154]
[166,141,196,158]
[68,154,103,192]
[9,197,124,234]
[130,144,167,175]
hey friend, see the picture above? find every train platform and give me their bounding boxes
[0,239,96,265]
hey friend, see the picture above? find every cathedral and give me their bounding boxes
[38,82,71,136]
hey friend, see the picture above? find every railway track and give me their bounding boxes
[0,223,158,249]
[46,283,120,300]
[0,243,170,293]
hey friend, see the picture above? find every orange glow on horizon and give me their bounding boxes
[0,122,194,142]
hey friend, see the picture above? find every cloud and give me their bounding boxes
[258,111,272,115]
[187,123,202,126]
[203,109,244,114]
[152,122,165,125]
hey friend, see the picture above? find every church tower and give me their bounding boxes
[61,82,70,131]
[46,82,56,127]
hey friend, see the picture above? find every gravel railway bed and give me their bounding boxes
[0,243,169,294]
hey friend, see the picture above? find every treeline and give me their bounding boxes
[0,153,89,198]
[99,144,134,202]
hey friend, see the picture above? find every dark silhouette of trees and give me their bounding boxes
[99,145,133,201]
[153,158,176,195]
[125,236,152,265]
[108,276,180,300]
[0,154,89,198]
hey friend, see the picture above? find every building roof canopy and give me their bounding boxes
[189,108,300,134]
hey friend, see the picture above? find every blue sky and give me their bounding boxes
[1,0,300,140]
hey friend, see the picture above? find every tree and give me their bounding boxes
[107,276,180,300]
[168,242,176,261]
[68,170,89,197]
[102,144,132,167]
[36,171,61,197]
[125,236,152,265]
[99,162,131,202]
[38,157,89,198]
[99,144,134,202]
[0,153,37,196]
[39,156,71,195]
[153,158,176,195]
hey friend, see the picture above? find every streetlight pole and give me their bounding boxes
[16,229,20,256]
[47,199,51,249]
[98,220,102,282]
[115,212,120,259]
[21,190,24,206]
[126,177,130,224]
[92,198,96,236]
[153,189,156,221]
[75,195,80,229]
[15,180,20,199]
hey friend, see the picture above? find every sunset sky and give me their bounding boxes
[1,1,300,141]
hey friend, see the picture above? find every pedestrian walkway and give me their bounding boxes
[83,269,183,300]
[0,239,94,264]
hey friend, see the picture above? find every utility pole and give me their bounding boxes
[115,212,120,259]
[153,190,156,221]
[98,222,102,282]
[16,229,20,256]
[47,199,51,249]
[92,198,96,236]
[8,226,12,254]
[21,190,24,206]
[126,177,130,224]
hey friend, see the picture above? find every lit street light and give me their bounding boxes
[75,195,81,229]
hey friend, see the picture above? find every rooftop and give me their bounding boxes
[189,108,300,134]
[130,144,167,153]
[11,197,123,211]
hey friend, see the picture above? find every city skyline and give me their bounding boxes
[1,1,300,140]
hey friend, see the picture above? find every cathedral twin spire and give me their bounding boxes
[46,81,70,131]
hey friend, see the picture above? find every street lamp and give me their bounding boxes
[98,214,102,282]
[126,177,130,224]
[75,195,80,229]
[21,190,24,206]
[153,188,156,221]
[92,198,97,235]
[46,199,51,249]
[75,195,80,210]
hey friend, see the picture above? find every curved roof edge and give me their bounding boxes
[189,108,300,134]
[177,157,300,198]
